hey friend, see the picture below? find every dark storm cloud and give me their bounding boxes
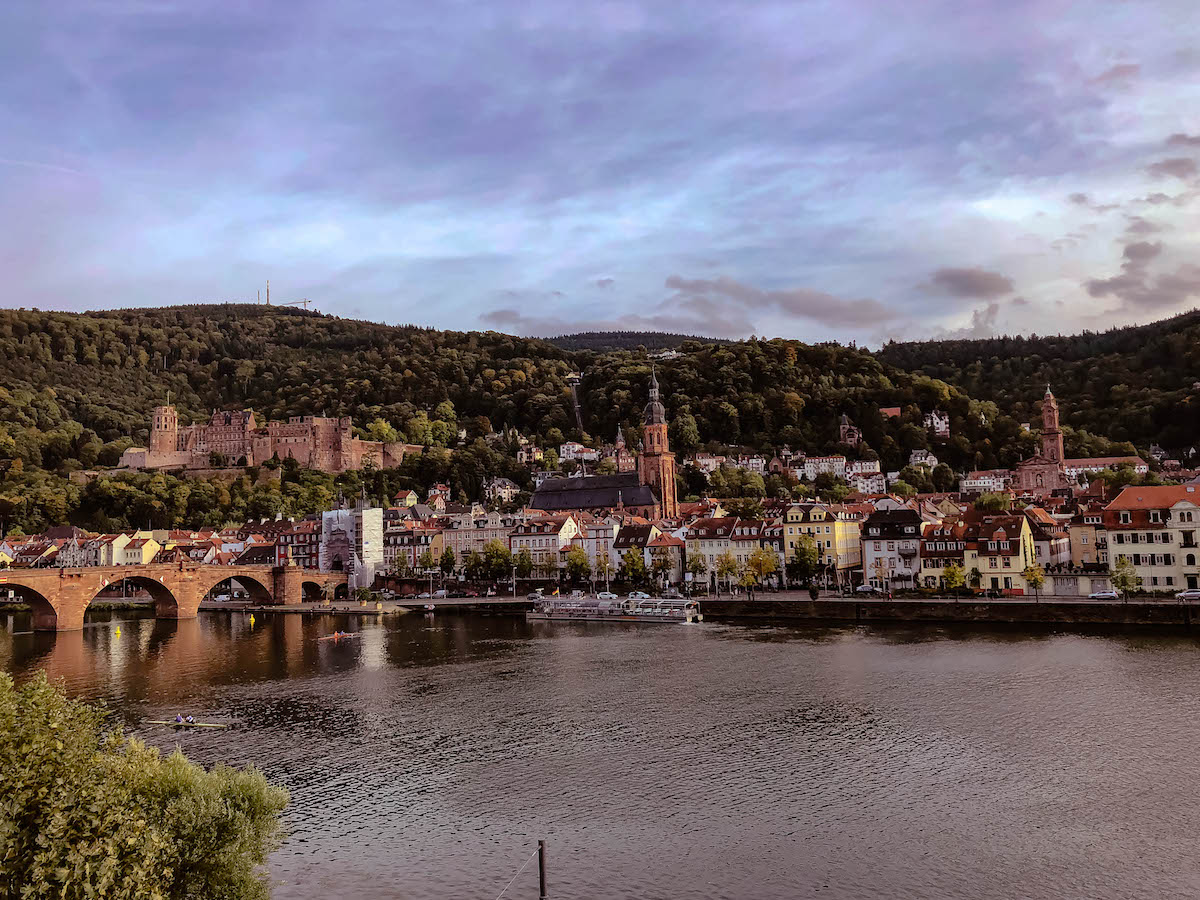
[926,267,1014,299]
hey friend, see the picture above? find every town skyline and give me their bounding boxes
[3,2,1199,345]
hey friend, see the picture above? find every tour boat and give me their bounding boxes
[527,596,701,624]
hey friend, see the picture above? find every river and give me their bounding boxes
[3,608,1199,900]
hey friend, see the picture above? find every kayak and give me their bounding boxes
[146,720,230,729]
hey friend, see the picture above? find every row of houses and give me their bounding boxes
[0,525,283,570]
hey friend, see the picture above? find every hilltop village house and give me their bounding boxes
[119,405,419,474]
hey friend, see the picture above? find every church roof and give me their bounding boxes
[530,472,658,511]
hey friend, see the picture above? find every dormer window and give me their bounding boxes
[1120,512,1131,524]
[1150,511,1162,523]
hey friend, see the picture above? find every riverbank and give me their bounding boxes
[702,595,1200,628]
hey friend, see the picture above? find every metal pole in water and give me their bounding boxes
[538,840,547,899]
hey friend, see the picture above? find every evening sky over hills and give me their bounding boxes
[2,1,1199,346]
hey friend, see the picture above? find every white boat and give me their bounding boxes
[527,596,701,624]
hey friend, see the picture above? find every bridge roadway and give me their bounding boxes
[1,563,347,631]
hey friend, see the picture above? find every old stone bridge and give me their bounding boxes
[0,564,348,631]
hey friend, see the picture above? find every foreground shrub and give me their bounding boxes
[0,672,288,899]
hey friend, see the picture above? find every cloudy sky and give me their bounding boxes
[2,1,1199,345]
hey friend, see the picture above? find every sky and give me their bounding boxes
[2,0,1199,346]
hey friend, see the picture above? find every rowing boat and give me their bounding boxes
[317,632,362,641]
[146,720,230,729]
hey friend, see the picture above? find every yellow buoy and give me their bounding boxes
[249,614,256,627]
[114,626,121,638]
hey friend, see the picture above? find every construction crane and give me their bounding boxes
[259,281,313,309]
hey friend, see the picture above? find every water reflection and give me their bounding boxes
[3,609,1200,899]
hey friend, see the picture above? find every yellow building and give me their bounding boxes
[119,537,162,565]
[783,502,864,583]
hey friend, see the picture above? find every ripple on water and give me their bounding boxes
[4,613,1200,899]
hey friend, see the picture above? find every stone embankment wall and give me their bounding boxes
[703,598,1198,627]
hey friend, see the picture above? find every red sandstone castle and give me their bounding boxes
[119,405,416,474]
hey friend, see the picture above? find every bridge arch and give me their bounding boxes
[8,583,60,631]
[92,574,181,619]
[200,571,274,605]
[301,580,326,603]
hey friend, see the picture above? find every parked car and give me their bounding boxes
[628,591,651,600]
[462,589,480,598]
[433,589,448,598]
[527,590,545,601]
[1175,589,1200,601]
[855,584,884,594]
[1088,590,1119,600]
[597,591,619,601]
[417,592,432,599]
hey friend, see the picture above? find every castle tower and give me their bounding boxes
[638,370,678,518]
[149,405,179,455]
[1041,384,1064,463]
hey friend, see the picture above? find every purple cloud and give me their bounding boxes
[926,267,1014,299]
[1147,158,1199,180]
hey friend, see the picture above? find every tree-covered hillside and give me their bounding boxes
[877,309,1200,452]
[545,331,731,351]
[0,303,1165,532]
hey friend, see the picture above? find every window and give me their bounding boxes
[1166,577,1175,586]
[1150,511,1161,523]
[989,558,997,568]
[1120,512,1131,524]
[1162,532,1171,543]
[1081,535,1089,544]
[887,542,895,551]
[1115,533,1125,544]
[988,541,996,550]
[1151,576,1159,586]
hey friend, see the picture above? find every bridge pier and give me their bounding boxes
[272,566,306,606]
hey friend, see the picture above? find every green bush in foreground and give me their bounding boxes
[0,672,288,900]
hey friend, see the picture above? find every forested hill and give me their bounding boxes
[1,303,1032,474]
[544,331,730,351]
[876,309,1200,452]
[0,302,1179,531]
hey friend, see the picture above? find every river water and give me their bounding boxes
[3,609,1199,900]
